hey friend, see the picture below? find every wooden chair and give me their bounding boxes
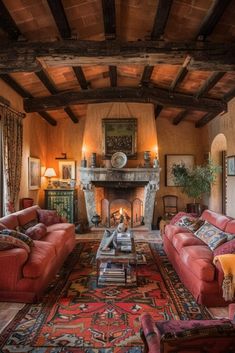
[162,195,178,219]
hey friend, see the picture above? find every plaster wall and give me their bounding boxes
[207,97,235,217]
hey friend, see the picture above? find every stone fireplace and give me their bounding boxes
[79,167,160,229]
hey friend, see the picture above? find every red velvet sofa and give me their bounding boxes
[0,205,76,303]
[140,305,235,353]
[163,209,235,307]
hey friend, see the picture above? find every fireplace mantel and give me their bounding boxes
[79,167,160,229]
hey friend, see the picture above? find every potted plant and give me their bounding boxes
[171,160,221,215]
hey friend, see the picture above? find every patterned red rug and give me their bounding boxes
[0,242,211,353]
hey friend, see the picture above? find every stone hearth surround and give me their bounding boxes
[79,167,160,229]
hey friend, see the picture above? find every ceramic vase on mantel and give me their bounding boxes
[90,153,97,168]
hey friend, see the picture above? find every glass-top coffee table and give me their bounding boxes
[96,231,137,287]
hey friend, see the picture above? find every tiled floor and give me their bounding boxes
[0,229,229,334]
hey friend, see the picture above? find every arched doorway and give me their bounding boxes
[210,134,227,213]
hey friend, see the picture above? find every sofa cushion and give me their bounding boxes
[201,210,230,231]
[164,224,191,242]
[213,238,235,256]
[37,209,62,226]
[172,232,205,253]
[42,230,69,255]
[180,245,215,281]
[23,240,56,278]
[225,219,235,234]
[46,223,75,238]
[16,205,39,226]
[0,214,19,230]
[0,222,6,231]
[0,233,30,253]
[0,229,34,248]
[195,221,229,250]
[25,223,47,240]
[175,215,205,232]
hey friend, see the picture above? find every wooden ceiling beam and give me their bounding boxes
[23,86,226,113]
[154,105,163,119]
[173,110,189,125]
[47,0,71,39]
[169,56,191,93]
[194,72,226,99]
[141,66,154,85]
[195,111,222,128]
[109,65,117,87]
[72,66,89,90]
[151,0,173,39]
[223,86,235,102]
[102,0,116,40]
[1,40,235,72]
[196,0,231,40]
[0,0,21,40]
[0,73,56,126]
[36,69,78,123]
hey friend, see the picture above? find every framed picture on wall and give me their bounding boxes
[58,160,76,180]
[165,154,195,186]
[227,155,235,176]
[28,157,41,190]
[102,118,137,158]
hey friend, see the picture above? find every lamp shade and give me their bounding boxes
[44,168,56,178]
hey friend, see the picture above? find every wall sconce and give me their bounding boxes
[44,168,56,188]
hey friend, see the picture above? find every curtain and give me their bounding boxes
[1,106,23,214]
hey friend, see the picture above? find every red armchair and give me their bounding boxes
[140,305,235,353]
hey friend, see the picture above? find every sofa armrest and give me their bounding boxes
[0,248,28,290]
[140,313,161,353]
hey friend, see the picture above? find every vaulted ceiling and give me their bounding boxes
[0,0,235,127]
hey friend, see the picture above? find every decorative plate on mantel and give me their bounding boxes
[111,152,127,168]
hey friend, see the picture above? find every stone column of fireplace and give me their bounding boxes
[79,168,160,229]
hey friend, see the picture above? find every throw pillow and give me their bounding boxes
[0,234,30,253]
[194,221,229,251]
[19,219,38,233]
[175,215,204,232]
[25,223,47,240]
[0,229,34,248]
[37,209,62,226]
[170,212,196,225]
[213,238,235,256]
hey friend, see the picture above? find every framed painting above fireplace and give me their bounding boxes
[102,118,137,158]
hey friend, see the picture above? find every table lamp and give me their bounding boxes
[44,167,56,188]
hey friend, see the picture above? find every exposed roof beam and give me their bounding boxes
[173,110,189,125]
[169,56,191,93]
[223,86,235,102]
[196,0,231,40]
[195,72,225,99]
[109,65,117,87]
[0,74,56,126]
[35,69,78,123]
[151,0,173,39]
[47,0,71,39]
[154,105,163,119]
[1,40,235,72]
[195,111,221,128]
[0,0,21,40]
[23,86,226,113]
[141,66,154,85]
[102,0,116,40]
[72,66,89,89]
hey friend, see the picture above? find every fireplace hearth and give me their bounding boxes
[79,167,160,229]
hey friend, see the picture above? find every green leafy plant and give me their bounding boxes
[171,160,221,203]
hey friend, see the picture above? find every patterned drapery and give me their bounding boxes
[1,106,23,214]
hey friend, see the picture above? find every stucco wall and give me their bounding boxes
[206,97,235,217]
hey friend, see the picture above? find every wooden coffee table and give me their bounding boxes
[96,231,137,287]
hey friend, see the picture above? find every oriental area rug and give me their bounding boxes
[0,242,211,353]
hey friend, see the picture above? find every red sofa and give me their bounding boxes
[140,305,235,353]
[0,205,76,303]
[163,209,235,307]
